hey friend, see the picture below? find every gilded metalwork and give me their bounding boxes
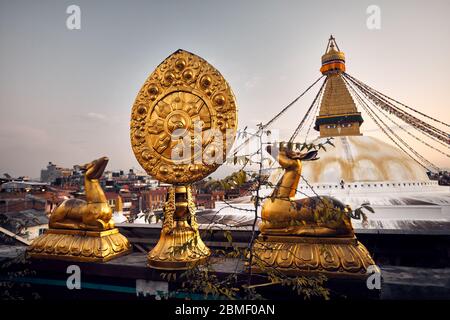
[28,157,131,262]
[49,157,115,230]
[317,37,362,137]
[131,50,237,269]
[147,186,210,270]
[252,144,377,278]
[130,49,237,185]
[260,145,354,236]
[320,35,346,75]
[252,236,376,278]
[27,228,131,262]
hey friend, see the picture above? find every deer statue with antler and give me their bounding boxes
[260,144,354,237]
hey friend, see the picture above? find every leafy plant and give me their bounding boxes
[160,128,363,300]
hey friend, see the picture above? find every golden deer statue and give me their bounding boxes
[260,145,354,236]
[49,156,115,231]
[29,156,131,262]
[252,143,377,279]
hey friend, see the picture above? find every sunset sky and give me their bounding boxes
[1,0,449,178]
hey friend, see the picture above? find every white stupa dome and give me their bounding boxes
[301,135,430,183]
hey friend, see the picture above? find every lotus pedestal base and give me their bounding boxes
[148,225,210,270]
[27,228,132,262]
[251,235,378,279]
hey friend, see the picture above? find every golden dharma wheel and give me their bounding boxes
[130,50,238,184]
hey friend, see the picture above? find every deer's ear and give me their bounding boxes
[266,145,281,160]
[299,150,319,161]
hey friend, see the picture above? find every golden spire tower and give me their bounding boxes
[115,195,123,212]
[315,36,363,137]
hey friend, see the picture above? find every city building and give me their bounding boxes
[0,180,48,193]
[40,162,73,183]
[0,208,48,241]
[141,188,167,212]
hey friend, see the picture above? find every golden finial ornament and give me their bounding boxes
[28,157,132,262]
[130,49,237,269]
[320,35,346,75]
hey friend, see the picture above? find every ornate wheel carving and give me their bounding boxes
[130,50,237,184]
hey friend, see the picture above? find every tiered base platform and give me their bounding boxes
[27,228,131,262]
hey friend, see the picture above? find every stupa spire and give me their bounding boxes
[315,36,364,137]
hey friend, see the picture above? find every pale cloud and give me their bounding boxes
[0,124,50,146]
[244,75,261,89]
[84,112,108,122]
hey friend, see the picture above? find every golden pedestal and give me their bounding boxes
[148,186,210,270]
[251,235,377,279]
[27,228,132,262]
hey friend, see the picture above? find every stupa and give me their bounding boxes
[205,36,450,234]
[298,36,450,231]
